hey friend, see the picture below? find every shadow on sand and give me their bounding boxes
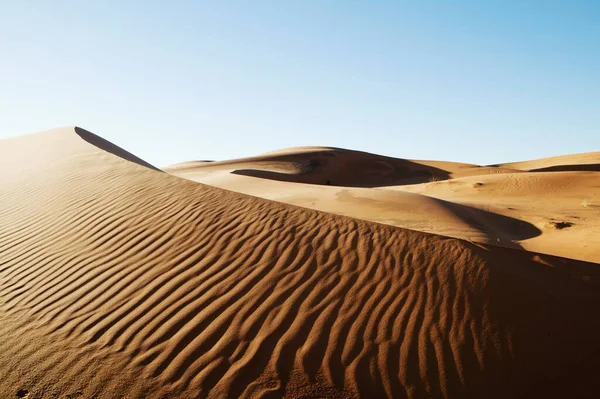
[433,197,542,250]
[232,161,451,187]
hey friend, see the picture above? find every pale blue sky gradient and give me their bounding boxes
[1,1,598,166]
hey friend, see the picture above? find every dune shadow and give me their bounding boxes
[529,163,600,172]
[230,164,540,249]
[231,160,452,188]
[75,127,162,172]
[432,198,542,249]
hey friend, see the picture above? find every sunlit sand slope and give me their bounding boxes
[167,149,599,262]
[498,151,600,171]
[165,165,543,251]
[393,171,600,262]
[1,127,599,399]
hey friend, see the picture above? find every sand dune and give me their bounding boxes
[391,171,600,262]
[1,127,599,398]
[167,147,521,188]
[166,149,598,262]
[165,164,542,251]
[497,151,600,171]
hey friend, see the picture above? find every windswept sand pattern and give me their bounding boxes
[0,128,599,398]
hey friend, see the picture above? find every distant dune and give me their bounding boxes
[1,127,599,398]
[166,147,599,262]
[166,146,521,188]
[497,151,600,171]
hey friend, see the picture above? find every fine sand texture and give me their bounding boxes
[1,128,600,398]
[166,148,599,262]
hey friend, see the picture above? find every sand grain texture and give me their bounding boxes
[1,128,600,398]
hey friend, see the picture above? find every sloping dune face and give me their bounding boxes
[166,147,496,188]
[498,151,600,172]
[167,150,599,263]
[1,128,600,399]
[166,146,522,189]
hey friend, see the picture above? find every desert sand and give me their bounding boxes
[166,147,599,262]
[1,127,599,398]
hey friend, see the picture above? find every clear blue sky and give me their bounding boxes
[1,1,598,166]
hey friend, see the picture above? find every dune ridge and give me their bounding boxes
[1,127,599,398]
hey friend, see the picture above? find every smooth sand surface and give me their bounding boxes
[166,148,599,262]
[393,171,600,262]
[1,128,599,398]
[497,151,600,172]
